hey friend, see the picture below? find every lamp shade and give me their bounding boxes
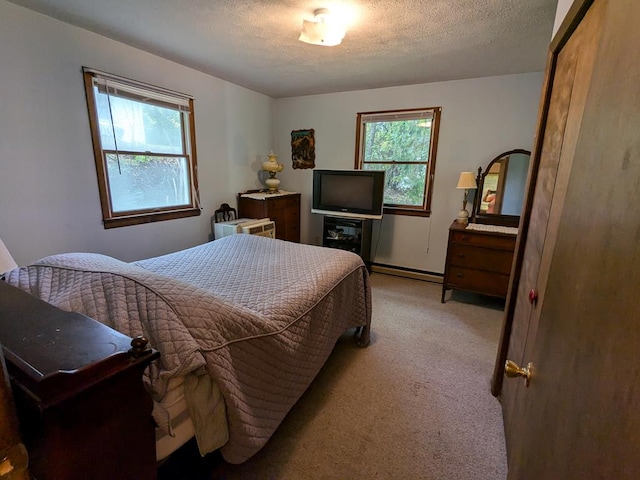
[0,238,17,274]
[456,172,477,189]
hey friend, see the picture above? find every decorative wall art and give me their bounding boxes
[291,129,315,169]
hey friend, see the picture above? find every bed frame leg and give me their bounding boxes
[356,325,370,347]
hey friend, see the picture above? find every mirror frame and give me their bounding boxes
[472,148,531,227]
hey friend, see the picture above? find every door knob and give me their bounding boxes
[504,359,532,387]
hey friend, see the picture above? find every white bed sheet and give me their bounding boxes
[155,376,228,461]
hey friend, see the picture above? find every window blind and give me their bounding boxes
[360,110,435,123]
[84,67,192,113]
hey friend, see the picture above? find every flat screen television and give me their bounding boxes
[312,169,385,220]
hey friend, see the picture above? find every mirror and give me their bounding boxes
[472,149,531,227]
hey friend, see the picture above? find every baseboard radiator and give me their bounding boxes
[370,263,443,284]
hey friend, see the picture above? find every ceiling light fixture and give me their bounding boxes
[298,8,346,46]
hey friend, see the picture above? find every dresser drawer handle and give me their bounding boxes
[457,253,465,259]
[461,235,470,241]
[456,273,463,278]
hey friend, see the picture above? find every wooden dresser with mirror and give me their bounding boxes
[441,149,530,302]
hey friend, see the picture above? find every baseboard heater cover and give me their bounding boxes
[371,263,443,284]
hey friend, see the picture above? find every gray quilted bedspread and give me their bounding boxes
[5,234,371,463]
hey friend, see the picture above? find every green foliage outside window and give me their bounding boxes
[362,118,432,207]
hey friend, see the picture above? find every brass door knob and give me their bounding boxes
[505,359,533,387]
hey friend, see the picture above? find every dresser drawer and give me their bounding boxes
[442,220,517,302]
[445,265,511,298]
[450,230,516,250]
[448,244,514,274]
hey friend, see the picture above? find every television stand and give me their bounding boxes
[322,216,372,271]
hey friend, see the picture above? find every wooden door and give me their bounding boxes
[497,0,605,446]
[500,0,640,478]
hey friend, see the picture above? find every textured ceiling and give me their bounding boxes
[9,0,558,98]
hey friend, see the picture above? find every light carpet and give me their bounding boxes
[161,273,508,479]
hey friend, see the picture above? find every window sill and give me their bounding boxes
[103,208,201,229]
[383,207,431,218]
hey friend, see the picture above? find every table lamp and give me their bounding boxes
[262,151,284,193]
[456,172,477,224]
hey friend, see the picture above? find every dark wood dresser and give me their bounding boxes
[238,191,301,242]
[441,220,517,302]
[0,281,159,480]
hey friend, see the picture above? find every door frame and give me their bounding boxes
[490,0,595,397]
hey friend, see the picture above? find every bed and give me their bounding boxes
[4,234,371,464]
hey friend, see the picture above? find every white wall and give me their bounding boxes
[0,1,272,265]
[274,73,543,273]
[553,0,574,37]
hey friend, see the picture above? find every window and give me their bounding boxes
[355,107,441,216]
[83,68,200,228]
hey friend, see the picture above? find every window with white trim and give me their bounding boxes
[355,107,441,216]
[83,68,200,228]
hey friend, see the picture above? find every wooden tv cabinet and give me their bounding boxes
[322,215,372,271]
[0,281,160,480]
[441,220,517,302]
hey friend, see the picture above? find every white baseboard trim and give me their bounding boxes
[370,264,443,284]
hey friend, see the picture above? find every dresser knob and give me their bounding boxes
[457,253,465,258]
[456,273,463,278]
